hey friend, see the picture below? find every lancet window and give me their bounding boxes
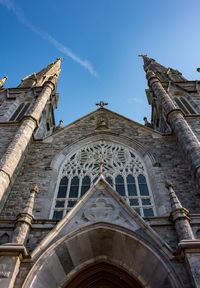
[9,102,30,121]
[51,141,156,220]
[174,97,196,115]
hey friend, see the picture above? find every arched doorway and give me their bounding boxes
[65,262,142,288]
[22,224,181,288]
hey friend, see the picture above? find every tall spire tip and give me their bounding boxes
[57,57,65,61]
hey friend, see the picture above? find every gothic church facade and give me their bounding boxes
[0,56,200,287]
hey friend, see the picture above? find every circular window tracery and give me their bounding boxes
[51,141,156,220]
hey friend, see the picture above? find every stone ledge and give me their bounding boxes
[0,243,29,258]
[177,240,200,254]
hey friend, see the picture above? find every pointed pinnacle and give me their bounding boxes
[23,185,39,215]
[57,57,65,61]
[166,183,183,211]
[0,76,8,88]
[18,58,62,88]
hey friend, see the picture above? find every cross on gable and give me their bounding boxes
[96,101,108,108]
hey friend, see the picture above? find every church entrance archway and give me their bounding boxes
[64,262,142,288]
[22,224,182,288]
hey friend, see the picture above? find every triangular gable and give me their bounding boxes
[31,176,173,259]
[42,108,162,142]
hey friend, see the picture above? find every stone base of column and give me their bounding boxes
[178,240,200,288]
[0,244,28,288]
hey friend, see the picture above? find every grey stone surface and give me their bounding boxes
[0,58,200,287]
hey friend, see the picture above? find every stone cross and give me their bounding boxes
[138,54,147,57]
[96,101,108,108]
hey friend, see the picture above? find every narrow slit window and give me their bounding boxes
[174,97,196,115]
[115,175,125,196]
[10,102,30,121]
[181,97,196,114]
[138,174,149,196]
[57,177,68,198]
[69,176,79,198]
[127,175,137,196]
[81,176,90,197]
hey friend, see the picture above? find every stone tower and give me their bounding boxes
[0,57,200,288]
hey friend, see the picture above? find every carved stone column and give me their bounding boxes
[166,183,200,287]
[12,185,38,244]
[0,75,58,207]
[147,71,200,187]
[166,183,194,241]
[0,185,38,288]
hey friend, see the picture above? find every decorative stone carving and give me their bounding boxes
[0,271,10,278]
[96,116,109,130]
[83,198,118,221]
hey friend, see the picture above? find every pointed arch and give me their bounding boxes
[44,133,164,219]
[64,262,142,288]
[22,224,183,288]
[49,136,157,219]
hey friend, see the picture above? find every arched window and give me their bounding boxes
[51,141,156,219]
[9,102,30,121]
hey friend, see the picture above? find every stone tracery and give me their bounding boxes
[51,141,155,219]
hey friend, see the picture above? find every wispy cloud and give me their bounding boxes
[0,0,97,76]
[127,97,144,104]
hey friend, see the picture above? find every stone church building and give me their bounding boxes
[0,56,200,287]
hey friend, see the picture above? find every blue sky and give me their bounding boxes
[1,0,200,125]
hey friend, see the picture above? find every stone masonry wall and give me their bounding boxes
[0,125,19,158]
[186,117,200,142]
[1,109,199,220]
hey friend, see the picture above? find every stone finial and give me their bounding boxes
[138,54,147,57]
[165,182,183,210]
[57,57,65,61]
[143,117,153,128]
[58,120,63,128]
[166,182,194,241]
[23,185,39,216]
[0,76,8,88]
[30,184,39,194]
[12,185,39,244]
[143,117,148,124]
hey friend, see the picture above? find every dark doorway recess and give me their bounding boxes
[64,262,143,288]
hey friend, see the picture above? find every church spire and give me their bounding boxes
[139,54,187,82]
[18,58,64,88]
